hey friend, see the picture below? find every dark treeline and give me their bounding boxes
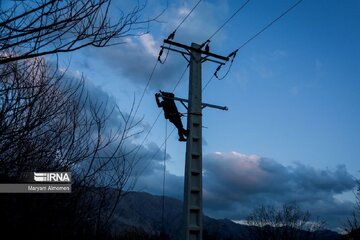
[0,0,158,239]
[0,53,138,240]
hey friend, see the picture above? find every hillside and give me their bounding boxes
[110,191,342,240]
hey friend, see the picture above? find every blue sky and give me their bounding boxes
[65,0,360,231]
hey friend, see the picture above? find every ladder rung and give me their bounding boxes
[190,188,200,192]
[191,153,200,159]
[191,170,200,175]
[191,169,200,175]
[193,122,200,127]
[189,206,200,211]
[189,225,200,231]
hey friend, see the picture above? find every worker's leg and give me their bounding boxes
[170,117,187,141]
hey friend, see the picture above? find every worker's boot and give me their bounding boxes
[184,129,190,137]
[179,136,187,142]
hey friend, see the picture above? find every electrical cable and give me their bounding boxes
[236,0,304,51]
[137,0,304,201]
[136,126,176,178]
[171,64,189,92]
[204,0,304,89]
[207,0,251,42]
[136,0,202,115]
[161,120,167,236]
[133,0,201,121]
[158,0,202,64]
[131,64,188,166]
[174,0,202,32]
[135,1,305,223]
[131,60,159,124]
[202,74,215,91]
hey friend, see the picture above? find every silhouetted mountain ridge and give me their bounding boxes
[110,191,343,240]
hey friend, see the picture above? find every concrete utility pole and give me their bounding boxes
[162,39,228,240]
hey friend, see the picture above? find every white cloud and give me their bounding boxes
[139,34,159,58]
[178,7,190,17]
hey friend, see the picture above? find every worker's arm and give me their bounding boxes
[155,93,162,107]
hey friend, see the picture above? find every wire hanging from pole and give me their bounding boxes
[203,49,238,90]
[206,0,251,42]
[137,0,202,138]
[159,0,203,64]
[202,75,215,91]
[137,126,176,184]
[174,0,202,32]
[161,120,167,237]
[131,64,189,166]
[172,64,189,92]
[204,0,304,90]
[132,0,202,121]
[131,59,159,124]
[236,0,304,51]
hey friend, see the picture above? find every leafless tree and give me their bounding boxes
[0,1,159,237]
[246,203,325,240]
[343,183,360,239]
[0,57,141,238]
[0,0,161,64]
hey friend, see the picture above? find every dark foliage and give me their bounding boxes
[0,0,159,238]
[342,183,360,240]
[0,53,138,240]
[246,203,325,240]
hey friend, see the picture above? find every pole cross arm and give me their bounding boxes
[164,39,229,63]
[159,93,228,111]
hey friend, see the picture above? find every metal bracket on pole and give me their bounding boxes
[159,93,228,111]
[164,39,229,63]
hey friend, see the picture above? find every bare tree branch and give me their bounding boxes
[246,203,325,240]
[0,0,159,64]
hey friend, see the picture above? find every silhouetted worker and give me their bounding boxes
[155,91,189,142]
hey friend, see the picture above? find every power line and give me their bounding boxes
[146,0,304,146]
[174,0,202,32]
[204,0,304,89]
[135,0,304,150]
[132,59,159,123]
[202,75,215,91]
[145,63,214,169]
[171,64,189,92]
[207,0,251,41]
[135,0,202,116]
[131,64,189,164]
[236,0,304,51]
[203,50,237,90]
[120,2,201,204]
[158,0,203,64]
[136,126,176,178]
[161,120,167,236]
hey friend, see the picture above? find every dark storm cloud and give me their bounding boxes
[131,150,356,230]
[134,170,183,200]
[201,151,356,229]
[130,141,171,177]
[86,35,183,90]
[64,70,171,186]
[129,141,184,199]
[83,0,232,90]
